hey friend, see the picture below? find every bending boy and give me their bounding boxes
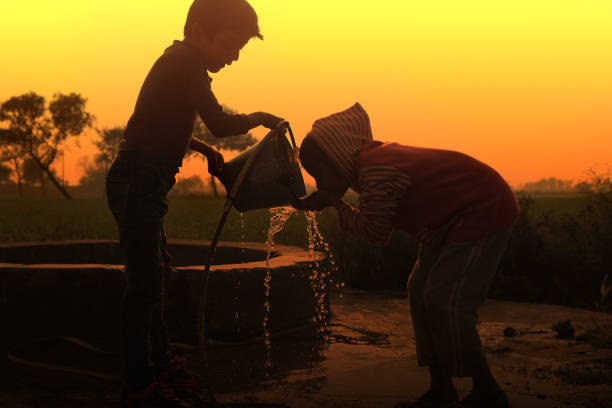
[293,103,520,408]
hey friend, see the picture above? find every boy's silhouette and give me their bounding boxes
[105,1,282,407]
[293,103,520,408]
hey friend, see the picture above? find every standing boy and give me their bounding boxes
[293,103,520,408]
[105,1,283,407]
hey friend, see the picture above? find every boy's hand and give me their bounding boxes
[248,112,285,130]
[207,150,224,177]
[291,190,336,211]
[261,112,284,129]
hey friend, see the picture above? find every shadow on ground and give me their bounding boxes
[3,290,612,408]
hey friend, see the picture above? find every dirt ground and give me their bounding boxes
[3,289,612,408]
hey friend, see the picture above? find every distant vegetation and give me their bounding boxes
[517,177,578,193]
[1,173,611,311]
[0,92,93,199]
[2,93,610,311]
[0,92,255,199]
[495,173,612,310]
[77,126,124,197]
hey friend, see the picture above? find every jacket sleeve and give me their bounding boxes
[336,165,411,246]
[184,64,250,137]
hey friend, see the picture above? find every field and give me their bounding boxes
[1,192,610,310]
[0,197,324,246]
[0,193,584,243]
[524,192,585,216]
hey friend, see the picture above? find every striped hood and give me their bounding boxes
[305,102,373,190]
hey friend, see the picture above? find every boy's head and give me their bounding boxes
[184,0,263,72]
[299,102,373,195]
[299,136,350,198]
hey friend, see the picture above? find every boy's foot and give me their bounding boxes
[393,389,460,408]
[120,380,195,408]
[459,390,509,408]
[156,356,205,389]
[155,355,210,404]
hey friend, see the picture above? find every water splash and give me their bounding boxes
[260,207,344,371]
[306,212,345,293]
[304,211,342,343]
[263,206,297,371]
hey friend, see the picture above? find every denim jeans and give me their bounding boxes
[105,152,178,387]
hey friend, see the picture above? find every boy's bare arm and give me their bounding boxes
[291,190,392,246]
[186,63,283,137]
[189,137,224,176]
[330,167,411,246]
[189,137,215,155]
[246,112,284,130]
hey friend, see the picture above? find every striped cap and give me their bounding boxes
[306,102,373,188]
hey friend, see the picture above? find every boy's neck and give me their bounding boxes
[181,37,208,67]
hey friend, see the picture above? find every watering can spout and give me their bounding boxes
[220,123,306,212]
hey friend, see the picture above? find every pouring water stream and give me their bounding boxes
[197,122,343,404]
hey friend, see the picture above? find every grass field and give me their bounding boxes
[0,193,583,244]
[2,192,610,310]
[526,192,585,216]
[0,196,333,246]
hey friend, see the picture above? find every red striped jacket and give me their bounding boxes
[306,103,520,246]
[337,141,520,246]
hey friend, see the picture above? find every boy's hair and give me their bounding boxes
[184,0,263,41]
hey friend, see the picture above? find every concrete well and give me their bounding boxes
[0,240,327,352]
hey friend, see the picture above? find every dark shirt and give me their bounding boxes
[119,40,250,167]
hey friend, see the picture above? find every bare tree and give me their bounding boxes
[0,92,93,199]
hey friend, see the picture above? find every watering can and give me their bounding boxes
[220,121,306,212]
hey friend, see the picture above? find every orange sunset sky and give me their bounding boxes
[1,0,610,187]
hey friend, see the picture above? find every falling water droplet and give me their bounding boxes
[235,212,246,336]
[263,206,296,371]
[304,210,346,344]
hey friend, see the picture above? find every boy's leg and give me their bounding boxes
[422,222,515,391]
[150,218,173,366]
[408,243,442,369]
[121,221,164,387]
[118,163,173,388]
[407,244,458,403]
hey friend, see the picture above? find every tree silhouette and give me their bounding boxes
[0,162,11,183]
[93,126,124,174]
[0,128,26,196]
[78,126,125,196]
[23,157,55,195]
[0,92,93,199]
[189,106,257,197]
[168,175,207,197]
[521,177,577,193]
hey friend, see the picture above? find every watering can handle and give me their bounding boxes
[276,121,297,150]
[272,122,305,200]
